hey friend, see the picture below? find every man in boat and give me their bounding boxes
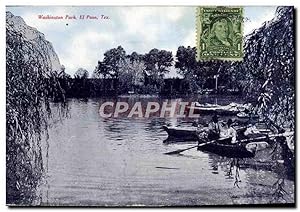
[198,115,236,143]
[196,114,221,142]
[207,114,222,140]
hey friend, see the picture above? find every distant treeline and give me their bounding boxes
[55,44,244,98]
[55,77,241,99]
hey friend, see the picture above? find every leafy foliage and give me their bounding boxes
[118,58,145,93]
[144,48,173,77]
[175,46,197,76]
[74,68,89,79]
[6,21,67,204]
[233,7,294,130]
[94,46,126,79]
[93,47,173,94]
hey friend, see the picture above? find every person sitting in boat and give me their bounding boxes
[243,123,264,139]
[207,114,221,140]
[225,119,237,144]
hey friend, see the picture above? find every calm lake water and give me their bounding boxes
[36,96,294,206]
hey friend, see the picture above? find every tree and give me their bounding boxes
[102,46,126,79]
[157,50,173,76]
[175,46,200,93]
[74,68,89,79]
[143,49,173,90]
[232,7,294,130]
[129,51,143,63]
[175,46,197,77]
[144,49,173,78]
[118,58,145,93]
[6,18,67,204]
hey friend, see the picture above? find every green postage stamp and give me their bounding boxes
[196,6,244,61]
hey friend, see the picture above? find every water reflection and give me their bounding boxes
[36,97,294,206]
[206,151,294,204]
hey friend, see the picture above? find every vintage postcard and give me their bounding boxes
[6,5,295,207]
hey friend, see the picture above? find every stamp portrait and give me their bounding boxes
[196,6,244,61]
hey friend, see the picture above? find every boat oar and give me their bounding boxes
[164,145,198,155]
[240,131,294,143]
[164,137,229,155]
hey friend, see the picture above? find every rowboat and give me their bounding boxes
[163,125,247,143]
[197,134,272,158]
[197,137,255,158]
[186,102,250,116]
[162,125,199,142]
[165,132,293,158]
[237,111,259,119]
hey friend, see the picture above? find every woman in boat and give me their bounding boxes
[243,123,264,139]
[219,118,237,143]
[225,119,237,144]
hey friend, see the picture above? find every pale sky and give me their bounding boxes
[7,6,277,77]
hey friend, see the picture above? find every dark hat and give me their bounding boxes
[212,114,219,122]
[227,118,233,126]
